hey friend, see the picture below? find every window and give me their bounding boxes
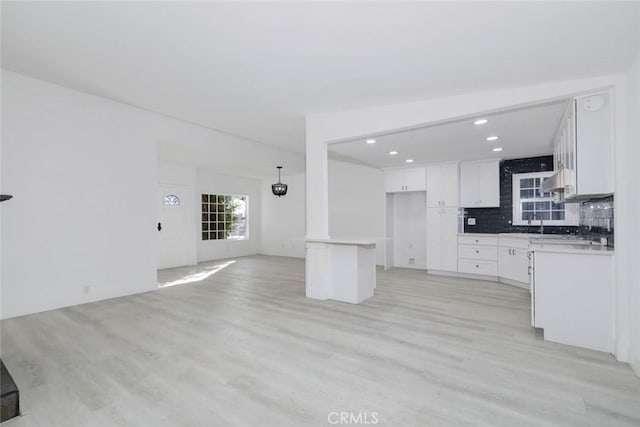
[512,172,578,226]
[163,194,181,206]
[201,194,248,240]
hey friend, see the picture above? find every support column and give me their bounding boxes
[305,133,330,299]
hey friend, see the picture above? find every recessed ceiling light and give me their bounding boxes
[492,147,503,152]
[405,159,414,163]
[389,151,398,155]
[473,119,488,125]
[486,136,499,141]
[366,139,376,144]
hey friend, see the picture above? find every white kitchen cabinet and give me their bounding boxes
[384,169,404,193]
[457,234,498,276]
[531,250,613,353]
[426,207,458,272]
[497,236,531,287]
[426,163,459,207]
[460,159,500,207]
[498,246,530,285]
[384,167,426,193]
[552,92,613,200]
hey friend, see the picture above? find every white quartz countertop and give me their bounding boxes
[529,242,614,255]
[458,233,614,255]
[305,238,377,246]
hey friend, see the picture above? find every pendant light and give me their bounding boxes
[271,166,288,197]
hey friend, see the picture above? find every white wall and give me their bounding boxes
[1,71,157,319]
[197,169,261,262]
[624,52,640,375]
[259,160,385,264]
[328,160,385,265]
[393,192,426,269]
[260,172,306,258]
[1,70,297,319]
[158,161,263,264]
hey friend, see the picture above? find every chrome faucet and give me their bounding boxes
[528,214,544,234]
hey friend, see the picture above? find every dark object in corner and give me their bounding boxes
[1,359,20,422]
[0,195,13,203]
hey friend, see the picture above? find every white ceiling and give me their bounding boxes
[328,100,570,168]
[2,2,638,153]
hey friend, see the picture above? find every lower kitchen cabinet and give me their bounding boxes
[531,250,613,353]
[457,234,498,276]
[458,259,498,276]
[498,236,531,287]
[498,247,530,285]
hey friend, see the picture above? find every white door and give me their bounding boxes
[157,184,189,269]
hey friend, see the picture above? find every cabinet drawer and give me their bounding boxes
[458,244,497,261]
[458,259,498,276]
[458,235,498,246]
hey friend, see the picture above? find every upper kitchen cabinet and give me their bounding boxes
[567,91,613,200]
[426,163,459,207]
[548,92,613,201]
[384,167,426,193]
[460,159,500,207]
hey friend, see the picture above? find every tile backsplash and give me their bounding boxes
[463,155,614,246]
[579,196,614,246]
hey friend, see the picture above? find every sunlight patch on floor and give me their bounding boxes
[158,260,236,288]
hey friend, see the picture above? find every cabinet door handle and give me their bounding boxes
[528,266,532,276]
[527,252,532,260]
[475,265,479,268]
[157,222,162,231]
[475,250,479,254]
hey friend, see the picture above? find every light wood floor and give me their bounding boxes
[2,255,639,426]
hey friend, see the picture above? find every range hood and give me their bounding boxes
[541,168,565,193]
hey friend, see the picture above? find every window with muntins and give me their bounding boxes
[201,194,248,240]
[512,172,578,226]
